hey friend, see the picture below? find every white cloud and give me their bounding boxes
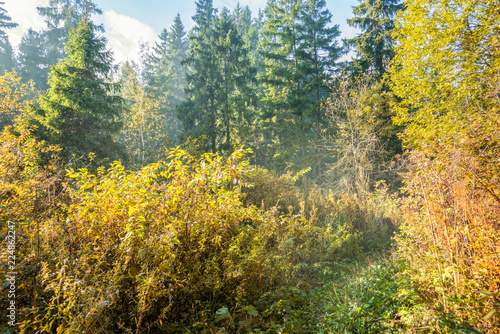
[238,0,266,6]
[103,10,157,65]
[2,2,157,65]
[4,0,49,47]
[341,25,361,40]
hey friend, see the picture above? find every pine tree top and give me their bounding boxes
[0,1,18,37]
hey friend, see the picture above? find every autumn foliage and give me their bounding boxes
[0,71,38,130]
[1,133,385,333]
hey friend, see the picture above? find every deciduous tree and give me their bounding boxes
[0,71,38,130]
[117,62,166,167]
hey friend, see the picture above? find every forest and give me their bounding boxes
[0,0,499,332]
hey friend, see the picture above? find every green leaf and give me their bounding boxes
[484,308,498,320]
[242,305,259,316]
[128,267,138,277]
[215,307,231,322]
[476,290,494,297]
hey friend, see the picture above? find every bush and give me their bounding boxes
[0,143,366,333]
[395,146,500,332]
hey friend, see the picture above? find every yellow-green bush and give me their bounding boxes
[240,166,306,215]
[0,139,364,333]
[0,126,404,333]
[390,0,500,330]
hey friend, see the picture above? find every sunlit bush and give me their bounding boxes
[396,144,500,332]
[0,143,370,333]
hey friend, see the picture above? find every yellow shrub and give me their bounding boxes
[396,146,500,332]
[0,146,355,333]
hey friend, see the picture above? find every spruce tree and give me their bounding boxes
[298,0,342,181]
[0,1,17,72]
[212,8,256,151]
[144,28,170,100]
[17,29,51,90]
[143,14,188,145]
[37,0,102,65]
[299,0,341,122]
[177,0,218,152]
[178,4,256,153]
[344,0,404,179]
[16,0,102,88]
[259,0,311,170]
[233,4,261,69]
[345,0,403,79]
[232,5,263,162]
[166,13,189,109]
[27,13,124,161]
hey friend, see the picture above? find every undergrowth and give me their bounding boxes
[0,131,398,333]
[1,129,498,333]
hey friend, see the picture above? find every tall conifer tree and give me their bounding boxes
[16,0,101,89]
[177,0,218,152]
[178,4,256,153]
[166,13,189,109]
[259,0,305,170]
[344,0,405,174]
[0,2,17,72]
[345,0,403,79]
[17,29,51,90]
[37,0,102,65]
[212,8,256,151]
[299,0,341,123]
[144,29,170,100]
[27,10,124,161]
[143,14,189,145]
[298,0,342,181]
[233,4,262,69]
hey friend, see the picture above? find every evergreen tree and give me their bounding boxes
[27,14,124,161]
[17,29,51,90]
[144,28,169,100]
[166,13,189,108]
[342,0,405,171]
[298,0,342,181]
[257,0,342,172]
[178,4,256,153]
[232,4,264,164]
[0,1,17,72]
[345,0,403,79]
[143,14,188,145]
[37,0,102,65]
[258,0,312,170]
[177,0,218,152]
[16,0,102,88]
[212,8,256,151]
[299,0,341,123]
[233,4,261,69]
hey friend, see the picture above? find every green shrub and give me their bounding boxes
[321,258,420,333]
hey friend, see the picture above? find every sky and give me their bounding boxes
[4,0,360,64]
